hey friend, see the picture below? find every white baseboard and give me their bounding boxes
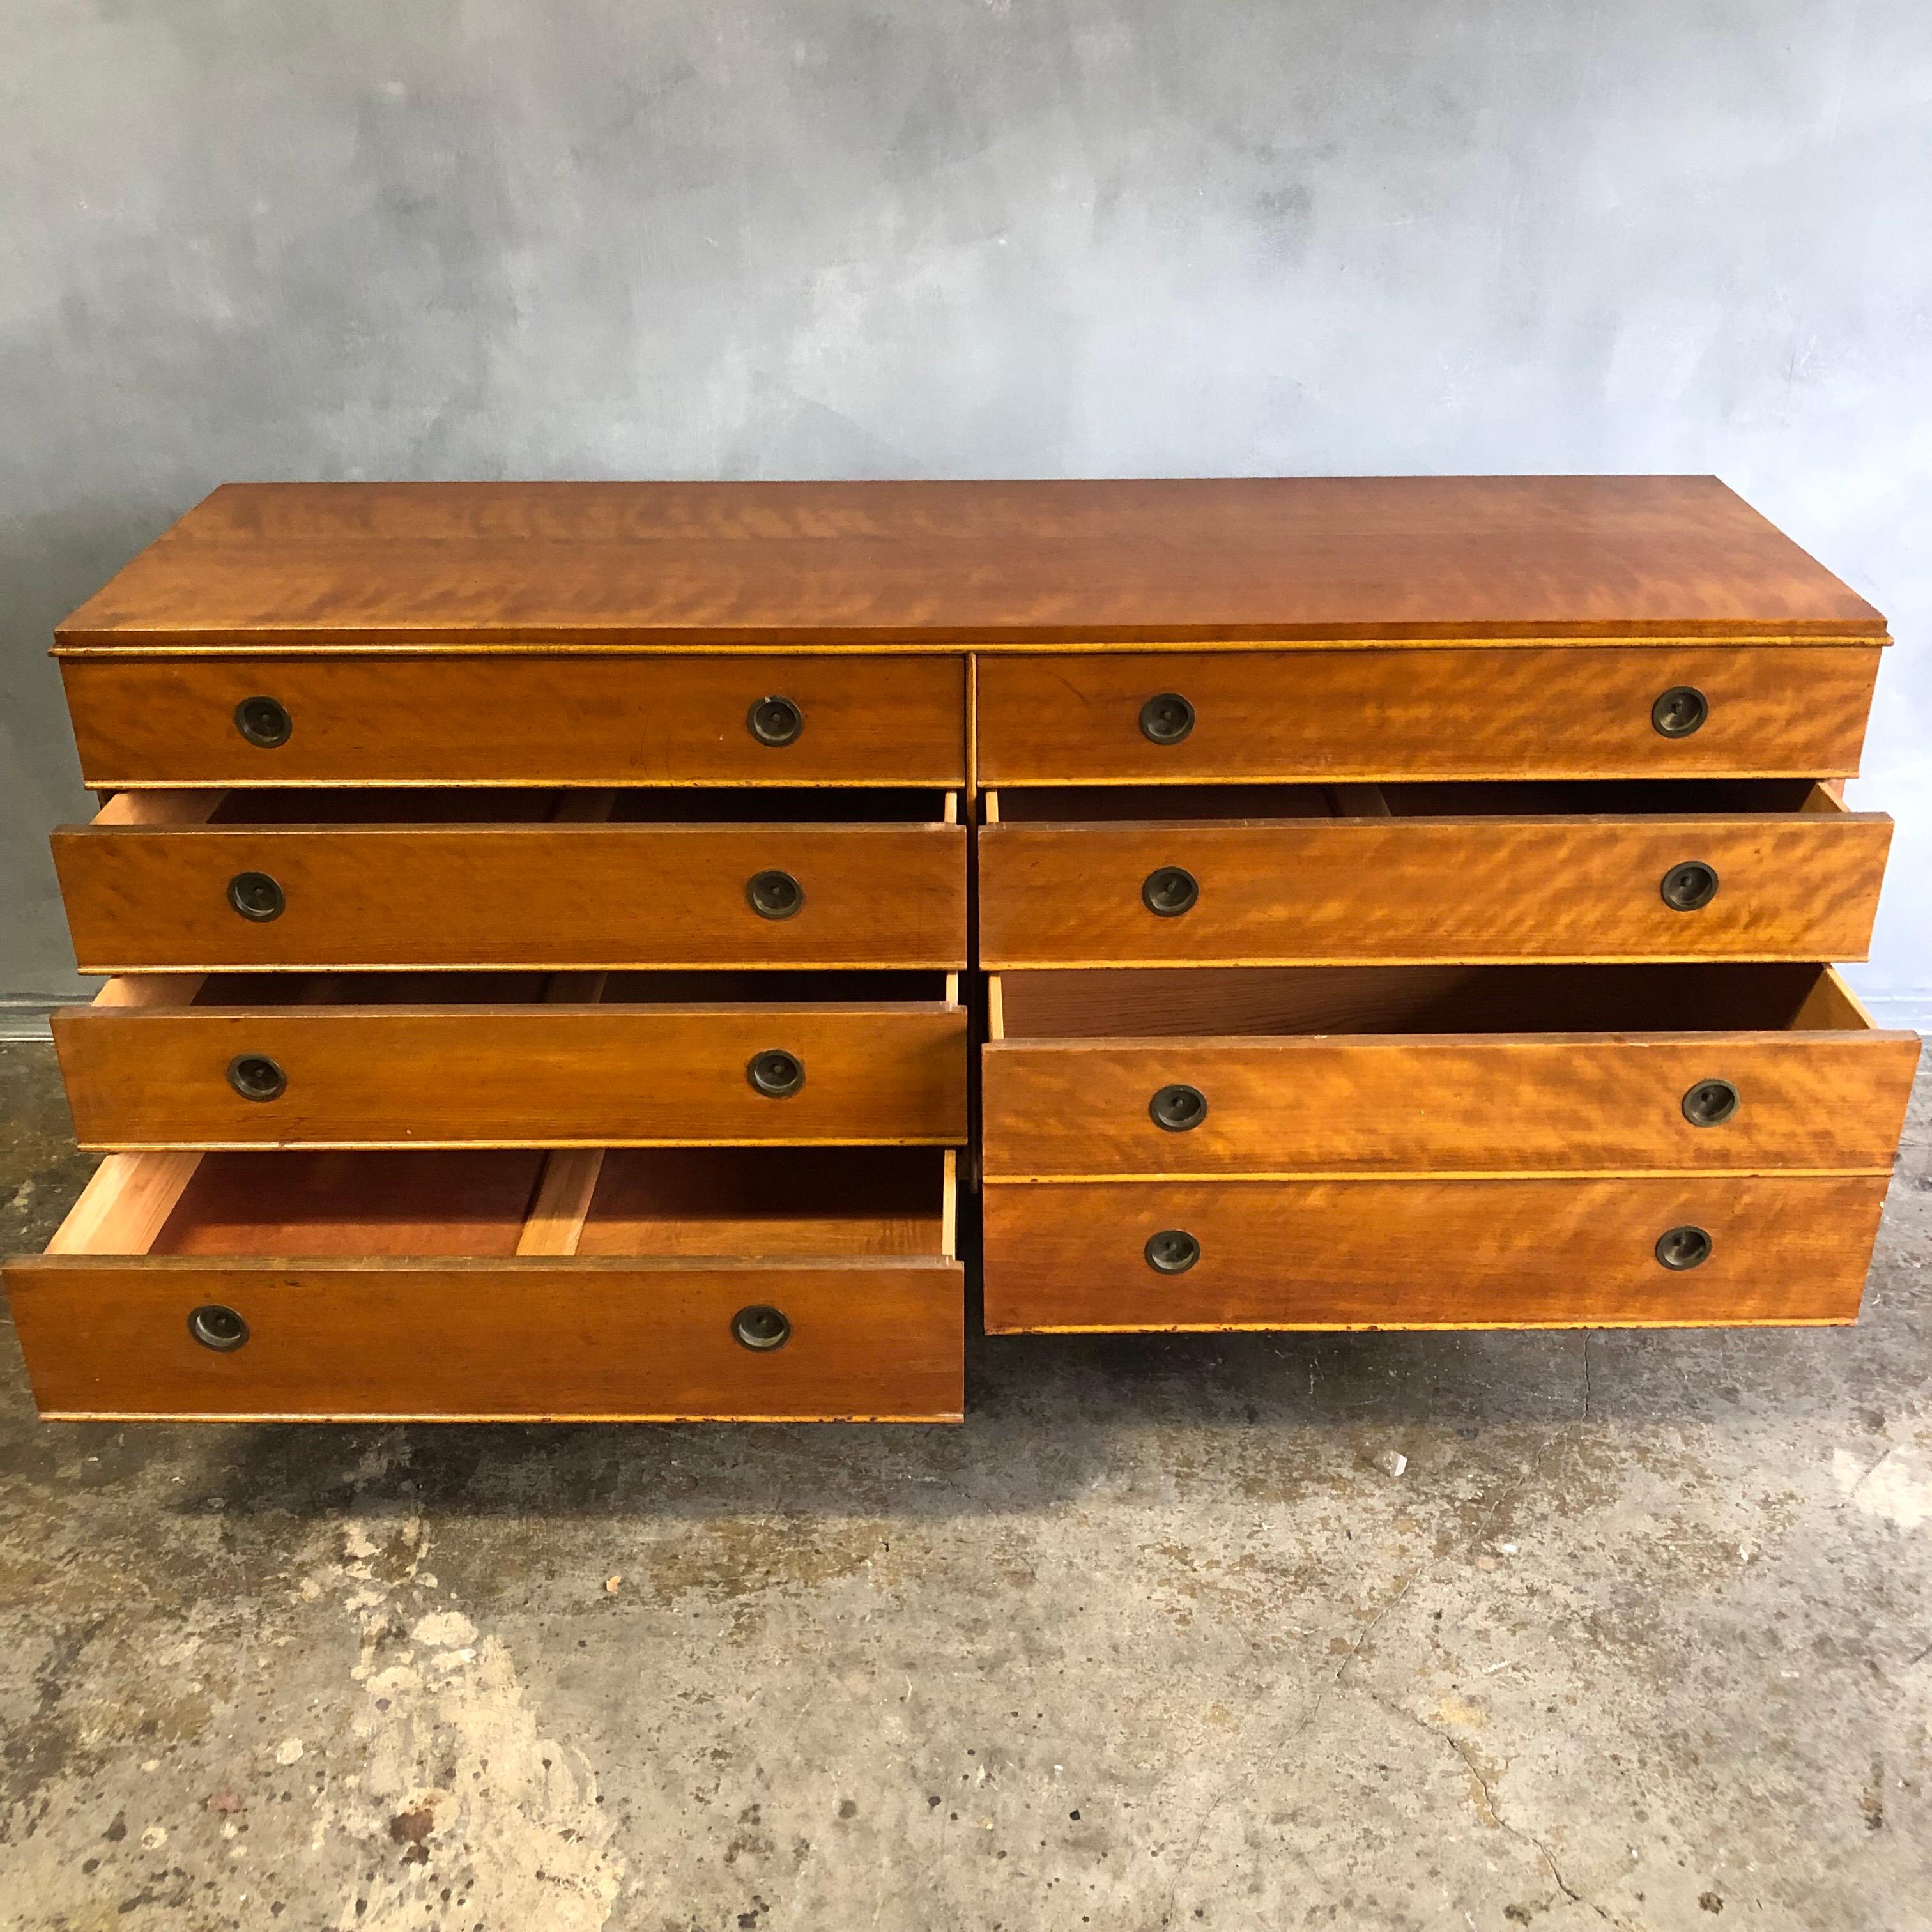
[1858,994,1932,1034]
[0,997,72,1042]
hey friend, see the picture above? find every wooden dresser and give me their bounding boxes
[6,478,1918,1420]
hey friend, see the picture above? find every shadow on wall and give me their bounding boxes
[1,498,196,1007]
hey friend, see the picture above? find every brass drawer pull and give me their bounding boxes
[1681,1078,1739,1127]
[1655,1225,1712,1271]
[1142,866,1199,917]
[234,695,292,747]
[1145,1229,1201,1274]
[747,1048,806,1098]
[1651,686,1708,738]
[227,1054,287,1102]
[732,1304,792,1351]
[1149,1084,1208,1132]
[747,695,804,747]
[1139,693,1195,744]
[1659,860,1719,912]
[746,869,804,920]
[227,871,285,921]
[188,1303,249,1351]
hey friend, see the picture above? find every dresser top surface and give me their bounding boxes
[57,476,1884,649]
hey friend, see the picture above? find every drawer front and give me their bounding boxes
[982,1175,1890,1331]
[61,654,967,787]
[57,1004,969,1148]
[977,815,1887,965]
[54,824,969,971]
[4,1257,964,1421]
[976,647,1882,784]
[982,1032,1920,1177]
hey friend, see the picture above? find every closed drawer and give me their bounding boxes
[5,1146,962,1421]
[978,781,1888,965]
[982,1173,1891,1332]
[54,788,967,972]
[59,652,967,788]
[56,969,968,1150]
[975,647,1881,785]
[984,963,1919,1177]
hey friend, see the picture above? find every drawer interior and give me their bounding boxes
[994,962,1877,1039]
[169,787,956,827]
[46,1146,956,1262]
[988,779,1843,824]
[91,968,956,1013]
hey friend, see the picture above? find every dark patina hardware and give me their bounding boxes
[1655,1225,1712,1271]
[1681,1078,1739,1127]
[188,1304,250,1351]
[1144,1229,1201,1274]
[1652,686,1708,738]
[1142,866,1199,917]
[747,1048,806,1098]
[1660,861,1719,912]
[234,696,292,747]
[747,869,804,920]
[747,696,804,747]
[1139,693,1195,745]
[1149,1084,1208,1132]
[227,1054,286,1102]
[732,1304,792,1351]
[227,871,285,921]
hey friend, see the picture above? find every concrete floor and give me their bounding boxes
[0,1042,1928,1931]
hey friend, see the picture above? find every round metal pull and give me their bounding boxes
[227,1054,286,1103]
[234,695,292,748]
[1149,1084,1208,1133]
[227,871,285,921]
[1142,866,1199,917]
[732,1304,792,1351]
[746,869,804,920]
[1139,693,1195,745]
[747,1048,806,1098]
[1652,686,1708,739]
[1655,1225,1712,1271]
[1682,1078,1739,1128]
[747,695,804,747]
[188,1303,249,1352]
[1660,861,1719,912]
[1145,1229,1201,1275]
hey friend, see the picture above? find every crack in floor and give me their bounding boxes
[1360,1684,1627,1930]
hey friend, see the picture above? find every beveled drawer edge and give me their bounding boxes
[50,633,1894,657]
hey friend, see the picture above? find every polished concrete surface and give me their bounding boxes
[1,1039,1928,1930]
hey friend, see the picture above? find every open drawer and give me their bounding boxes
[978,781,1889,965]
[53,788,967,972]
[984,963,1919,1178]
[980,963,1915,1335]
[56,969,967,1150]
[5,1146,962,1421]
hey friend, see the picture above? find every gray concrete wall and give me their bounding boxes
[5,0,1929,1019]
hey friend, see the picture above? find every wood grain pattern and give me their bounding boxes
[54,818,969,971]
[61,653,967,786]
[974,647,1882,783]
[977,811,1889,965]
[4,1257,965,1421]
[54,1000,969,1147]
[981,1175,1891,1331]
[981,1032,1920,1177]
[44,1152,202,1254]
[53,479,1885,647]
